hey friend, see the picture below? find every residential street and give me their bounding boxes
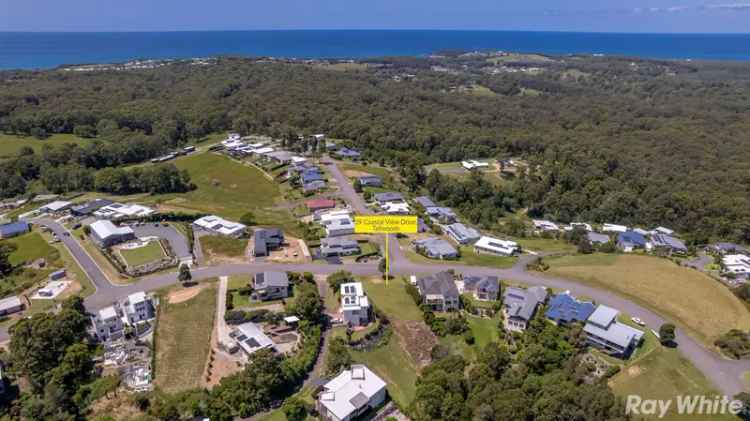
[3,163,748,399]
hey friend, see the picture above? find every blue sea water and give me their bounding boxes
[2,30,750,70]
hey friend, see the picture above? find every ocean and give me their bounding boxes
[2,30,750,70]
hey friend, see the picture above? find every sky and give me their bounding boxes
[1,0,750,33]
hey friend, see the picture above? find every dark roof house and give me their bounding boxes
[617,231,647,250]
[417,271,460,311]
[651,233,688,254]
[0,221,30,239]
[462,275,500,301]
[545,292,596,325]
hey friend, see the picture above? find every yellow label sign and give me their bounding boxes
[354,215,418,234]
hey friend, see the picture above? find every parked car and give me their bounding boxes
[631,317,646,326]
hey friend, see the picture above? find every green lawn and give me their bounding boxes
[511,236,577,254]
[199,235,247,258]
[440,315,501,361]
[119,241,165,267]
[7,231,59,266]
[154,284,217,393]
[147,152,282,220]
[398,239,516,269]
[350,334,419,408]
[360,277,423,321]
[546,253,750,348]
[0,133,91,158]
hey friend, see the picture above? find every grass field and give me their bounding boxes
[360,277,423,321]
[510,236,577,254]
[398,239,517,269]
[149,152,281,220]
[350,334,419,407]
[338,162,398,187]
[7,231,58,266]
[546,253,750,347]
[609,344,736,421]
[0,133,90,158]
[199,235,247,258]
[119,241,165,267]
[154,284,216,393]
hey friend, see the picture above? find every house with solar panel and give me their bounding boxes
[340,282,371,327]
[502,286,548,332]
[253,271,290,301]
[583,305,644,357]
[545,292,596,326]
[317,365,387,421]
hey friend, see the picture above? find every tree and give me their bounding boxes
[378,257,387,279]
[577,237,594,254]
[178,264,192,284]
[239,212,256,226]
[325,337,352,375]
[0,242,18,276]
[281,397,307,421]
[326,270,353,292]
[290,282,323,323]
[353,178,363,193]
[659,323,677,346]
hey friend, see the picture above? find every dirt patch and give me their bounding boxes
[392,320,438,368]
[88,393,144,421]
[343,169,374,178]
[265,235,308,263]
[59,280,82,299]
[167,284,209,304]
[627,365,642,377]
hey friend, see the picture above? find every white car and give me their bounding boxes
[631,317,646,326]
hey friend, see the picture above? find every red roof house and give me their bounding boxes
[306,198,336,212]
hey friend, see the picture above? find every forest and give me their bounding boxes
[1,54,750,241]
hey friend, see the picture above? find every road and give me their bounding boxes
[6,163,749,398]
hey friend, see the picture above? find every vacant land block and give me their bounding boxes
[154,284,217,393]
[119,241,165,267]
[547,253,750,346]
[199,235,247,259]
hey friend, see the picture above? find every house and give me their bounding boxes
[461,160,489,170]
[586,232,611,245]
[253,228,285,257]
[709,242,748,255]
[71,199,113,217]
[49,269,66,281]
[602,223,628,233]
[123,291,155,324]
[265,150,295,164]
[445,223,480,245]
[232,322,275,356]
[306,198,336,213]
[373,192,404,205]
[193,215,246,237]
[545,292,596,326]
[326,217,355,237]
[91,305,124,342]
[462,275,500,301]
[89,220,135,248]
[632,227,650,236]
[653,226,675,236]
[413,237,458,259]
[722,254,750,279]
[93,203,155,220]
[39,200,73,214]
[317,365,387,421]
[301,168,325,184]
[617,231,647,252]
[316,209,353,225]
[569,222,593,231]
[502,286,547,332]
[0,221,30,239]
[320,237,360,257]
[253,271,290,301]
[473,236,519,256]
[414,196,436,208]
[341,282,371,326]
[0,295,24,316]
[303,180,327,193]
[381,202,410,215]
[424,206,457,224]
[416,271,460,311]
[532,219,559,232]
[334,147,361,160]
[584,305,644,357]
[357,175,383,187]
[651,233,688,255]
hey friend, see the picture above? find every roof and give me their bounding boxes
[41,200,72,212]
[71,199,113,215]
[445,223,480,243]
[503,286,547,321]
[194,215,246,236]
[306,198,336,210]
[326,217,354,232]
[321,237,359,248]
[335,147,361,158]
[462,275,499,294]
[654,226,674,235]
[712,242,747,253]
[0,221,29,237]
[373,192,404,203]
[532,219,559,231]
[128,291,147,305]
[94,203,155,219]
[90,220,134,239]
[381,202,410,214]
[587,305,619,328]
[545,293,596,324]
[417,271,459,299]
[266,151,294,162]
[425,206,456,219]
[255,271,289,288]
[235,322,274,355]
[0,295,23,312]
[474,236,518,254]
[98,306,118,320]
[414,237,458,257]
[586,232,610,244]
[415,196,436,208]
[651,233,687,252]
[584,305,644,349]
[319,365,386,421]
[358,175,382,182]
[341,282,370,310]
[603,223,628,233]
[617,231,647,247]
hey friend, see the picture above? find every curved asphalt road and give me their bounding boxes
[4,162,747,399]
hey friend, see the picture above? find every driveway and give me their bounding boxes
[131,223,191,260]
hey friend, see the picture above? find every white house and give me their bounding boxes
[532,219,559,232]
[89,220,135,248]
[124,291,155,324]
[0,296,25,316]
[193,215,247,237]
[474,236,519,256]
[92,306,125,342]
[602,223,628,233]
[461,160,490,170]
[325,217,355,237]
[232,322,275,356]
[584,305,644,357]
[340,282,371,327]
[723,254,750,279]
[94,203,155,220]
[380,202,410,215]
[39,200,73,214]
[317,365,387,421]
